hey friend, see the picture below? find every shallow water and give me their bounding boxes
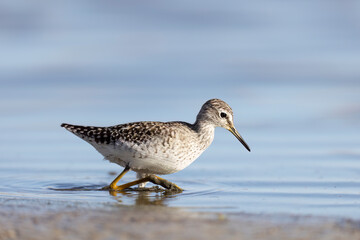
[1,1,360,219]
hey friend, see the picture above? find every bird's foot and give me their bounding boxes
[102,175,183,193]
[147,175,183,193]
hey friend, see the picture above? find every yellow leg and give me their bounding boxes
[149,175,182,191]
[102,166,130,190]
[114,175,183,192]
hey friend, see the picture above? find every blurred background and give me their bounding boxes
[0,1,359,217]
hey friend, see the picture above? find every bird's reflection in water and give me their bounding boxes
[108,187,181,207]
[49,184,182,207]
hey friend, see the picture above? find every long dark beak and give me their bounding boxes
[228,126,251,152]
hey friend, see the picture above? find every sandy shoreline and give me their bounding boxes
[0,200,359,240]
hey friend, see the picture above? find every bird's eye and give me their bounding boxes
[220,112,227,118]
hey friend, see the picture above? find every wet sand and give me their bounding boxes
[0,201,359,240]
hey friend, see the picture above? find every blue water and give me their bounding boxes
[0,1,360,219]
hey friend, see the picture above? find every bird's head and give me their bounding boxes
[196,99,251,152]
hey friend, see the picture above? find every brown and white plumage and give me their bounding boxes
[61,99,250,190]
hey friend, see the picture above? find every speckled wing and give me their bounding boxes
[61,121,205,175]
[61,122,173,145]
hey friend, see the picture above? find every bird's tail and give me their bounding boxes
[61,123,94,139]
[61,123,111,144]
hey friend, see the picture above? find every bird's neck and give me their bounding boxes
[193,119,215,149]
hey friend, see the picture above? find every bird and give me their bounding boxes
[61,98,250,192]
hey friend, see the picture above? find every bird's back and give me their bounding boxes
[61,121,212,174]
